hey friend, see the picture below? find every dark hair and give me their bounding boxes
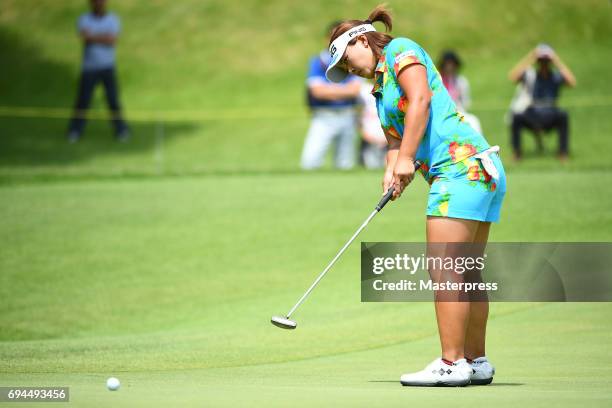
[328,4,394,60]
[438,50,462,70]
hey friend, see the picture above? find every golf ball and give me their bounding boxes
[106,377,120,391]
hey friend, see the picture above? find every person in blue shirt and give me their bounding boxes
[67,0,129,143]
[326,5,506,386]
[300,22,362,170]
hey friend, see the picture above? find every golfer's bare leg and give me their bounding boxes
[427,216,479,362]
[464,221,491,360]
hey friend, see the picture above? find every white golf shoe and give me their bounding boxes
[470,356,495,385]
[400,358,472,387]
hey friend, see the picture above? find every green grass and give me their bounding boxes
[2,303,611,407]
[1,0,612,180]
[1,1,612,407]
[1,0,611,110]
[1,173,612,406]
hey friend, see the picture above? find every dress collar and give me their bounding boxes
[371,53,386,95]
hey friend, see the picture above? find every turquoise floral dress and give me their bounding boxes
[372,38,506,222]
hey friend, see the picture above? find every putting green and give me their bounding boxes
[1,303,611,407]
[1,172,611,406]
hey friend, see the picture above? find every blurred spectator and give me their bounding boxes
[508,44,576,161]
[67,0,129,143]
[358,82,387,169]
[300,22,361,170]
[438,50,482,134]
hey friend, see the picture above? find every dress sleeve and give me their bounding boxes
[385,38,426,78]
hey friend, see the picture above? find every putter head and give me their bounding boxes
[271,316,297,330]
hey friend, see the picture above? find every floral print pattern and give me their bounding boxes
[371,38,491,182]
[372,38,506,222]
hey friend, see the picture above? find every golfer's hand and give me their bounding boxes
[392,156,416,199]
[382,168,395,199]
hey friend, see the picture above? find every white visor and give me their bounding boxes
[325,24,377,82]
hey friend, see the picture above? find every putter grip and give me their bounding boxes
[375,160,423,211]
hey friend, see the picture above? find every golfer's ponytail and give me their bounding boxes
[366,4,392,32]
[328,4,394,58]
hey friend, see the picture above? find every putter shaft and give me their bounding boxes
[286,209,377,318]
[284,160,421,320]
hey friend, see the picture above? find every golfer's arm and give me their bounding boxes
[384,131,400,170]
[397,65,431,161]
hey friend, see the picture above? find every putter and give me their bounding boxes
[271,160,422,330]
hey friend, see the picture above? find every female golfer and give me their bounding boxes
[326,5,506,386]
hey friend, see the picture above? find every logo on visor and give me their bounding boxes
[330,44,337,57]
[348,26,368,38]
